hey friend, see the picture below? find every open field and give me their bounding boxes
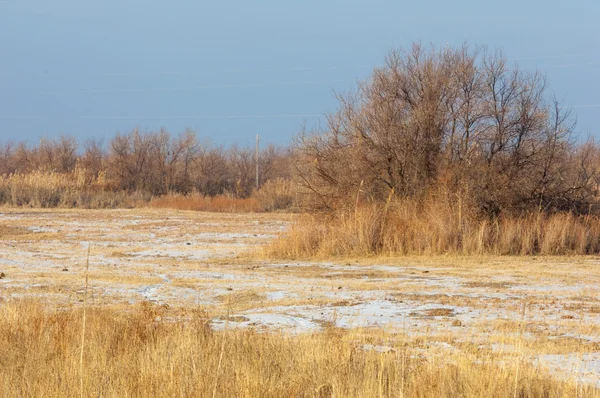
[1,209,600,395]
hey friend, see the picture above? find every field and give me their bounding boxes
[1,209,600,396]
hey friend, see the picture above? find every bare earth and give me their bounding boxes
[1,209,599,388]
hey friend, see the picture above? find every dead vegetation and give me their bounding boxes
[2,209,600,393]
[0,131,297,211]
[0,300,596,398]
[148,193,262,213]
[264,43,600,258]
[265,203,600,257]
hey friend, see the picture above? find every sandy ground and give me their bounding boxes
[1,208,600,388]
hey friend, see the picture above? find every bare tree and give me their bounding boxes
[227,145,255,198]
[0,141,15,175]
[295,43,597,215]
[81,138,106,179]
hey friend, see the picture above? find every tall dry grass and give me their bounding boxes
[148,179,298,213]
[0,171,298,212]
[253,178,298,212]
[265,201,600,258]
[0,300,594,397]
[148,193,262,213]
[0,170,134,208]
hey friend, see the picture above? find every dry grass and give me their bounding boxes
[0,224,27,238]
[0,300,596,398]
[2,209,600,395]
[0,170,135,208]
[264,202,600,258]
[148,193,262,213]
[0,171,296,213]
[253,178,298,212]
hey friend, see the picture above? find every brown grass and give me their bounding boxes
[148,193,262,213]
[0,224,28,238]
[423,308,455,317]
[0,171,295,213]
[264,202,600,258]
[0,170,137,208]
[0,300,596,397]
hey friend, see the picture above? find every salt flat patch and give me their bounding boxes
[321,289,388,301]
[0,258,21,267]
[551,333,600,343]
[139,285,160,301]
[212,313,318,333]
[171,271,242,280]
[270,262,338,269]
[510,283,598,294]
[266,291,298,301]
[228,301,473,333]
[192,232,276,240]
[128,248,212,261]
[536,353,600,388]
[0,251,65,270]
[26,226,60,233]
[96,282,215,306]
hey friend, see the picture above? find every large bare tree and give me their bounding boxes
[295,43,598,215]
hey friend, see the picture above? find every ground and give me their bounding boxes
[1,208,599,389]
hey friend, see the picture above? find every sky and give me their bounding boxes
[0,0,599,147]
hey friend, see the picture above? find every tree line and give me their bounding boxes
[0,129,292,199]
[2,43,599,217]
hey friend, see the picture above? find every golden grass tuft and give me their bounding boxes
[0,300,596,397]
[264,202,600,258]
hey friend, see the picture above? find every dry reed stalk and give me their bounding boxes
[513,298,528,398]
[212,295,230,398]
[576,309,585,398]
[80,243,91,398]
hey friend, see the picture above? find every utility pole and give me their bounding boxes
[255,134,260,189]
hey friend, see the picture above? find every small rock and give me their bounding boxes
[62,268,69,272]
[227,287,233,291]
[186,242,191,246]
[337,286,342,290]
[422,270,430,274]
[452,319,462,327]
[0,272,5,279]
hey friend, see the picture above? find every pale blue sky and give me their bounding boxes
[0,0,598,147]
